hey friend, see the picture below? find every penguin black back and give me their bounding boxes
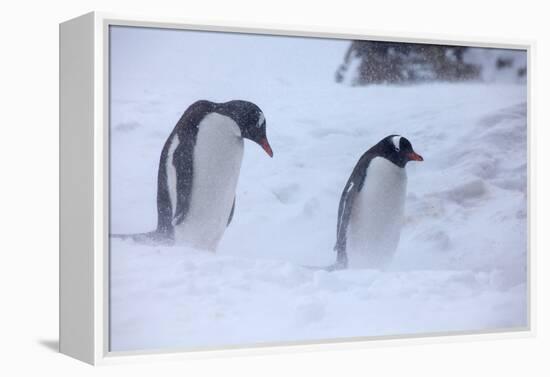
[155,100,216,238]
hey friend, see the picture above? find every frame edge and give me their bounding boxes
[59,11,96,365]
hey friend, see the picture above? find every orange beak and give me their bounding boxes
[259,138,273,158]
[408,151,424,161]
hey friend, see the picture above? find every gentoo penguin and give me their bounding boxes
[333,135,423,269]
[114,100,273,251]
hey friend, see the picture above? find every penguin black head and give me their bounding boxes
[217,100,273,157]
[377,135,423,168]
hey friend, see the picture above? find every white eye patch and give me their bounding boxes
[257,112,265,128]
[391,135,402,150]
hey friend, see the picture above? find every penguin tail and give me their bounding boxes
[110,231,170,245]
[301,261,347,272]
[300,244,347,272]
[325,261,347,272]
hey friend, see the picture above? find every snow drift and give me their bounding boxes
[109,27,527,352]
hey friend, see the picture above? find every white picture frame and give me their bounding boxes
[59,11,534,365]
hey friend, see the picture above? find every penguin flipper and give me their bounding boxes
[227,197,236,226]
[334,170,365,266]
[172,137,195,226]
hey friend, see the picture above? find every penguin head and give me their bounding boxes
[379,135,423,167]
[221,100,273,158]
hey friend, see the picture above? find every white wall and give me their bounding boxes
[0,0,548,375]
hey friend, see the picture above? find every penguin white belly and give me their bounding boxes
[347,157,407,269]
[174,113,244,251]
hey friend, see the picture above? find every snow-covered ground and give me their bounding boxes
[109,26,528,352]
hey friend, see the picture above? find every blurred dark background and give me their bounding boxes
[335,41,527,85]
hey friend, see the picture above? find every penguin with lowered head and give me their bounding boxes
[112,100,273,251]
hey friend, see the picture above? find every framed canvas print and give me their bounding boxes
[59,12,532,365]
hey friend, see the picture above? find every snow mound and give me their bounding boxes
[110,240,526,351]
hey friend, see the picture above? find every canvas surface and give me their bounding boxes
[109,26,527,351]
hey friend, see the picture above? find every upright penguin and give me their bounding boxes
[333,135,423,269]
[117,100,273,251]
